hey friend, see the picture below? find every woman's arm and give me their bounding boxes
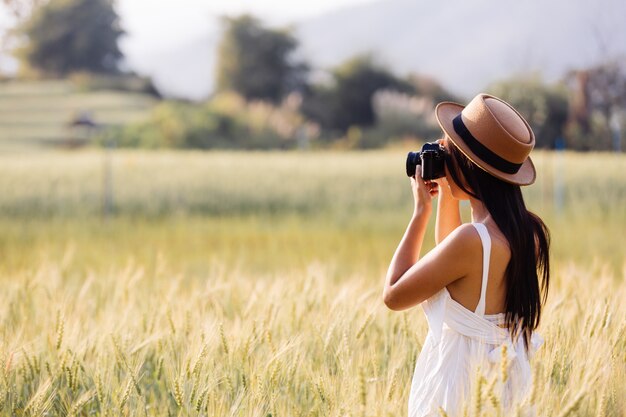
[383,167,435,304]
[382,166,475,312]
[382,224,478,311]
[434,178,461,245]
[384,210,431,292]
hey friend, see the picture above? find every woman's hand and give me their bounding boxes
[410,165,438,217]
[432,137,454,199]
[433,176,453,198]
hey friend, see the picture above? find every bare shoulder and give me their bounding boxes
[437,223,482,258]
[448,222,481,239]
[438,223,485,293]
[421,222,483,275]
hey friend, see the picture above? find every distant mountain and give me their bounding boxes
[138,0,626,101]
[295,0,626,99]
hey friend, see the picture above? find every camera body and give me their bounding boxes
[406,141,446,180]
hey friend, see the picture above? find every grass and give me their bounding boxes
[0,149,624,415]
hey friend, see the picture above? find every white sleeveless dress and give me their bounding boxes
[408,223,543,417]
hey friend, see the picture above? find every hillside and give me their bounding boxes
[0,80,157,150]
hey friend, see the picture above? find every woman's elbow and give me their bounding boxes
[383,290,402,311]
[383,288,425,311]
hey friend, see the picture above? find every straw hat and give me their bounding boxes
[435,93,536,185]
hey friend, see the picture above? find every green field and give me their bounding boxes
[0,149,624,416]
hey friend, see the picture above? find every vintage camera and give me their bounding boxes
[406,141,446,180]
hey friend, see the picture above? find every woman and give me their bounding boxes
[382,93,550,416]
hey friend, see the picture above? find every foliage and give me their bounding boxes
[564,111,614,151]
[487,75,570,149]
[215,15,308,104]
[302,54,416,134]
[99,92,316,150]
[367,89,442,147]
[580,59,626,121]
[68,72,161,98]
[16,0,124,76]
[564,59,626,151]
[406,73,460,104]
[5,2,625,152]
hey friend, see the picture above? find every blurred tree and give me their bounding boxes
[563,61,626,152]
[488,76,569,149]
[17,0,124,76]
[370,89,441,146]
[406,73,459,104]
[215,15,308,104]
[302,54,415,133]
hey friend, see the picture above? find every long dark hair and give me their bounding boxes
[445,143,550,351]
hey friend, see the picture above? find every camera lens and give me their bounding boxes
[406,142,446,179]
[406,151,421,177]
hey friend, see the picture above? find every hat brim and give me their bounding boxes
[435,101,536,186]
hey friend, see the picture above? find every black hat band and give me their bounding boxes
[452,115,523,174]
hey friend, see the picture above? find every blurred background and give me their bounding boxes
[0,0,625,152]
[0,2,625,415]
[0,0,626,270]
[0,0,624,271]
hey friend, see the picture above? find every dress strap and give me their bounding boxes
[471,222,491,316]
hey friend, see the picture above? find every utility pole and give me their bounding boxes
[610,110,622,152]
[103,137,114,218]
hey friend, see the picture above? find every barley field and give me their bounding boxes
[0,149,624,416]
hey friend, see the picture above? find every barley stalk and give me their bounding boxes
[55,311,64,351]
[556,390,585,417]
[68,389,94,417]
[473,371,485,417]
[173,376,184,407]
[386,367,398,401]
[219,323,230,355]
[356,311,374,339]
[119,379,132,411]
[359,366,367,411]
[95,372,105,406]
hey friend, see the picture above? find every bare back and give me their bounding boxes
[446,220,511,315]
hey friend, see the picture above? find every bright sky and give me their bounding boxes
[117,0,374,57]
[1,0,375,63]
